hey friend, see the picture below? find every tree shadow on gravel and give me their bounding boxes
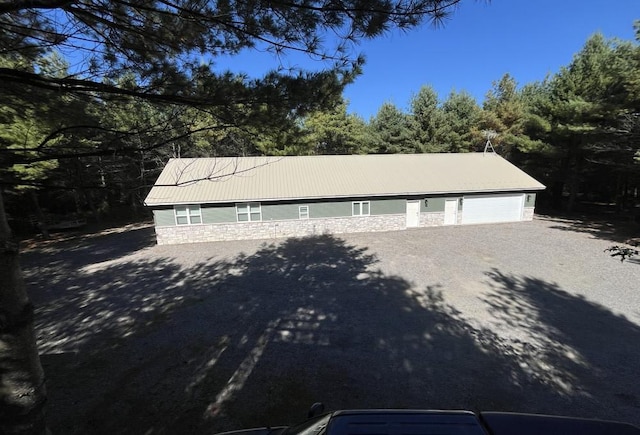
[482,269,640,426]
[21,232,640,435]
[21,223,156,272]
[537,213,638,244]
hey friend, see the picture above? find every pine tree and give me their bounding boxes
[369,102,416,153]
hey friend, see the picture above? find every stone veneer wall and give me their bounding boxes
[522,207,535,221]
[153,208,537,245]
[420,212,445,227]
[155,212,446,245]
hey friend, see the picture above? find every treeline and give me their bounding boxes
[2,25,639,230]
[276,26,640,214]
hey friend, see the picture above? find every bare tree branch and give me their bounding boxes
[0,0,72,15]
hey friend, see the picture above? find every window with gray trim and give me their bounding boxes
[175,205,202,225]
[236,202,262,222]
[352,201,370,216]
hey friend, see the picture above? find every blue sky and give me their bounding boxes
[341,0,639,119]
[217,0,638,119]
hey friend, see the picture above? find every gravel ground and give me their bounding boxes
[21,216,640,434]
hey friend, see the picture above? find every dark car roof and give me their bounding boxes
[327,410,485,435]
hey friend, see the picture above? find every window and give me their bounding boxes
[299,205,309,219]
[174,205,202,225]
[352,201,370,216]
[236,202,262,222]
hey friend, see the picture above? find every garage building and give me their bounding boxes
[144,153,545,245]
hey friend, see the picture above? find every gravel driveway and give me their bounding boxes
[21,216,640,434]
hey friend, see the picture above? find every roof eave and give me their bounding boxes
[144,185,546,207]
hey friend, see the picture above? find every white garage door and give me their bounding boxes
[461,194,524,225]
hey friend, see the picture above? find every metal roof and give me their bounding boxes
[144,153,546,206]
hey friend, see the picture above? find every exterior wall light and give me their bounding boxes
[424,199,428,207]
[459,198,463,207]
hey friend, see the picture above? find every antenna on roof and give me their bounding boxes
[482,130,497,155]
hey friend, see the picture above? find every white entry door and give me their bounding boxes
[406,200,420,228]
[444,199,458,225]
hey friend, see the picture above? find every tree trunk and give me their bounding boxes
[551,156,569,210]
[0,189,49,435]
[86,189,101,224]
[567,154,581,212]
[29,192,49,239]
